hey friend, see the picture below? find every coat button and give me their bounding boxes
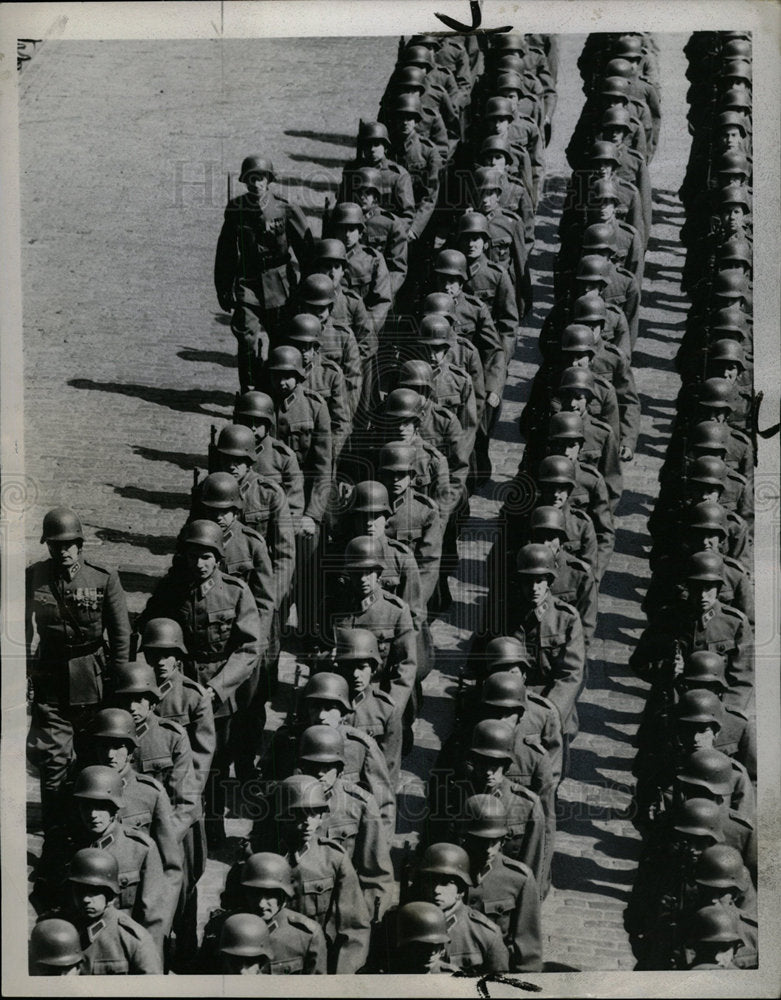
[315,883,323,892]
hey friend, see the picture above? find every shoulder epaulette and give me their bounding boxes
[239,523,265,543]
[569,507,591,526]
[340,779,372,805]
[730,427,751,446]
[521,734,545,754]
[381,591,406,610]
[564,551,591,574]
[133,772,167,793]
[412,490,438,512]
[123,825,155,847]
[285,910,320,933]
[181,675,208,696]
[552,596,579,616]
[468,907,500,930]
[302,386,327,406]
[727,810,753,831]
[589,414,612,433]
[158,717,188,738]
[578,460,601,477]
[373,689,395,709]
[501,854,534,879]
[81,560,112,575]
[723,555,746,573]
[220,571,246,589]
[386,536,414,557]
[720,604,748,624]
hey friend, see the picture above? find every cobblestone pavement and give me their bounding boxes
[22,32,690,971]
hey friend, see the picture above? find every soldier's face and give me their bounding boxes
[595,161,614,179]
[271,372,299,397]
[213,508,237,531]
[579,280,603,296]
[464,833,503,867]
[436,274,463,298]
[603,127,625,145]
[712,362,739,383]
[563,391,589,416]
[692,484,722,504]
[240,417,270,446]
[221,455,251,480]
[461,235,486,260]
[304,304,332,324]
[721,206,746,230]
[71,884,110,921]
[427,876,461,912]
[348,660,374,694]
[541,484,571,508]
[692,530,723,553]
[501,89,520,111]
[336,224,361,249]
[185,546,218,581]
[145,648,180,682]
[552,438,582,462]
[521,576,550,606]
[395,114,417,137]
[308,699,344,728]
[720,127,742,150]
[47,540,81,568]
[35,962,82,977]
[321,259,345,284]
[597,199,617,222]
[479,189,499,213]
[407,942,446,973]
[486,153,507,172]
[96,738,131,771]
[292,808,323,842]
[365,141,387,164]
[533,530,562,554]
[688,580,720,612]
[246,888,284,921]
[246,174,269,197]
[678,721,717,754]
[698,884,735,908]
[350,568,379,597]
[356,187,377,209]
[77,801,115,836]
[222,954,268,975]
[428,345,449,368]
[491,117,510,136]
[301,759,340,793]
[126,694,154,725]
[394,419,417,442]
[358,511,386,537]
[384,470,411,497]
[713,945,738,969]
[299,343,318,367]
[570,351,592,369]
[467,753,506,791]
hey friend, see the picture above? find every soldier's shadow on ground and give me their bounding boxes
[109,483,192,512]
[121,570,163,598]
[551,853,634,902]
[287,151,346,170]
[635,433,669,461]
[68,379,234,418]
[275,172,337,193]
[213,312,232,327]
[177,347,236,369]
[284,128,356,147]
[631,348,675,373]
[593,609,643,644]
[132,445,207,473]
[90,525,179,557]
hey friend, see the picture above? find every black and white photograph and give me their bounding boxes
[1,1,779,994]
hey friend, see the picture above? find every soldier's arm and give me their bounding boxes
[332,850,372,973]
[724,616,754,716]
[394,169,416,226]
[577,513,599,578]
[458,377,479,455]
[207,582,261,707]
[398,546,425,628]
[463,339,487,418]
[389,604,417,712]
[167,729,202,839]
[576,565,598,649]
[348,292,377,361]
[408,146,442,239]
[279,449,305,530]
[529,752,557,881]
[104,568,131,669]
[483,922,512,974]
[248,535,275,647]
[214,208,239,310]
[597,380,622,446]
[586,470,616,580]
[494,271,520,369]
[600,425,624,513]
[148,784,186,907]
[614,353,641,454]
[608,306,633,362]
[304,398,334,524]
[385,218,409,296]
[366,253,392,335]
[133,839,169,951]
[126,920,165,974]
[521,791,550,899]
[341,331,365,418]
[327,366,353,462]
[267,484,297,602]
[509,868,543,972]
[547,609,585,731]
[443,416,470,501]
[305,920,329,974]
[285,202,313,277]
[360,736,396,838]
[353,794,395,919]
[187,688,216,795]
[417,506,443,606]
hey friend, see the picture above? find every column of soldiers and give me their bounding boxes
[624,30,757,971]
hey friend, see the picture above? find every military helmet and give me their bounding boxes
[677,689,723,728]
[714,271,749,302]
[600,75,630,100]
[344,534,385,570]
[516,542,556,578]
[492,33,526,53]
[480,673,526,711]
[334,626,381,664]
[559,365,597,399]
[303,671,352,711]
[66,848,120,894]
[419,314,453,345]
[422,291,456,322]
[709,304,749,338]
[720,57,752,83]
[241,852,294,897]
[582,223,617,254]
[298,724,346,765]
[73,765,124,808]
[604,58,634,79]
[29,918,83,969]
[113,658,161,700]
[484,636,532,671]
[266,344,306,379]
[572,291,607,322]
[678,748,733,796]
[717,186,751,212]
[538,454,577,486]
[708,339,745,369]
[90,707,138,746]
[687,904,742,945]
[409,33,441,48]
[716,110,748,135]
[561,323,596,354]
[479,134,515,164]
[287,313,323,346]
[688,500,727,535]
[715,150,751,177]
[239,155,275,183]
[695,844,747,890]
[690,421,730,454]
[699,379,735,413]
[300,272,337,307]
[401,44,435,70]
[235,390,275,424]
[688,455,727,487]
[378,441,416,472]
[588,140,620,165]
[469,717,516,759]
[419,843,473,888]
[458,210,491,239]
[199,471,243,510]
[575,254,611,284]
[683,651,727,689]
[219,913,272,959]
[350,480,391,515]
[590,178,620,204]
[612,34,643,58]
[721,87,751,110]
[142,617,187,656]
[357,120,391,145]
[473,168,503,193]
[180,518,225,558]
[601,105,632,131]
[330,202,365,229]
[395,901,449,947]
[312,237,347,263]
[673,798,725,842]
[384,387,424,420]
[353,166,383,193]
[277,774,328,814]
[530,504,568,539]
[387,65,426,93]
[388,92,422,119]
[548,411,586,441]
[398,358,435,390]
[496,70,524,94]
[463,794,509,838]
[484,96,515,120]
[686,551,724,583]
[717,237,752,268]
[434,248,468,279]
[216,422,257,460]
[41,507,83,545]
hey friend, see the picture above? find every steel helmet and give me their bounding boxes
[686,551,725,584]
[419,842,473,888]
[343,534,385,570]
[113,659,161,701]
[572,291,608,321]
[354,166,383,193]
[329,202,365,229]
[559,366,596,398]
[717,186,751,212]
[379,442,416,472]
[612,35,643,58]
[484,96,515,120]
[357,120,391,145]
[287,313,323,345]
[481,672,526,710]
[409,33,440,48]
[239,156,275,183]
[548,412,586,441]
[219,913,272,959]
[241,852,294,896]
[698,378,735,412]
[721,87,751,110]
[479,135,515,164]
[298,724,346,764]
[720,58,752,83]
[538,454,577,486]
[73,765,124,808]
[713,272,749,303]
[434,248,468,279]
[266,345,306,379]
[492,33,526,53]
[530,505,568,539]
[582,223,617,254]
[601,105,632,131]
[334,626,381,664]
[387,65,425,92]
[90,707,138,746]
[299,272,336,307]
[142,617,187,656]
[687,904,742,945]
[683,651,727,689]
[588,140,620,165]
[695,844,747,890]
[180,518,225,557]
[678,748,733,796]
[66,848,120,894]
[688,500,728,535]
[303,671,352,711]
[673,798,725,842]
[561,323,597,354]
[277,774,329,814]
[600,76,630,100]
[199,471,243,510]
[29,918,83,968]
[350,480,391,514]
[484,636,532,671]
[463,794,509,838]
[516,542,556,578]
[689,421,730,454]
[40,507,84,545]
[688,456,727,488]
[575,254,611,284]
[604,58,634,79]
[384,388,424,421]
[590,177,620,204]
[398,358,435,390]
[395,902,449,947]
[235,390,275,424]
[717,238,752,268]
[419,314,453,346]
[312,237,347,263]
[677,689,723,728]
[388,92,422,119]
[457,210,492,239]
[216,423,257,460]
[707,339,745,368]
[715,150,751,177]
[496,70,524,94]
[709,304,749,337]
[469,719,516,762]
[422,292,456,322]
[473,168,503,193]
[401,45,435,70]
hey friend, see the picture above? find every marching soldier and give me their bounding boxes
[29,918,84,976]
[351,166,409,294]
[388,902,456,973]
[217,914,272,975]
[337,121,415,227]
